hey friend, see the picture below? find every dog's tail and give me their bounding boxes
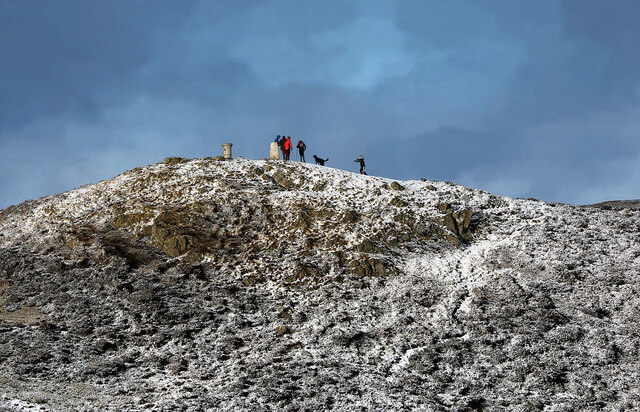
[325,158,329,162]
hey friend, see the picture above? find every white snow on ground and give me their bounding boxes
[1,156,639,410]
[2,156,638,304]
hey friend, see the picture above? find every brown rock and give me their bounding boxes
[390,197,408,207]
[349,256,394,277]
[438,203,451,213]
[163,157,188,165]
[341,210,359,223]
[391,182,405,191]
[453,209,472,231]
[272,170,295,189]
[275,325,290,336]
[356,239,382,253]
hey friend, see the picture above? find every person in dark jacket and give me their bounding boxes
[297,139,306,162]
[354,155,367,175]
[278,135,286,158]
[283,136,292,160]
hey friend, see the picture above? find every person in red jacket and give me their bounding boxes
[283,136,292,160]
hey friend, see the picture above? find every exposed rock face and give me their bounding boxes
[0,157,639,411]
[438,203,474,243]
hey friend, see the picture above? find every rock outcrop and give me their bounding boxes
[0,157,639,411]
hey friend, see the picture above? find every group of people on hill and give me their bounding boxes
[275,135,305,162]
[274,135,367,175]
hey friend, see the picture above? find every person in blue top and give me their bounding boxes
[276,135,287,158]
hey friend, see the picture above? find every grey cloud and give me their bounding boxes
[371,127,519,182]
[497,0,640,127]
[561,0,640,103]
[1,0,639,208]
[0,0,199,129]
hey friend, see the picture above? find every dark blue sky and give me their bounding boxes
[1,0,639,208]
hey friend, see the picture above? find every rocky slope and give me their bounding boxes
[0,157,639,411]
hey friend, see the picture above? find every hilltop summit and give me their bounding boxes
[1,157,639,411]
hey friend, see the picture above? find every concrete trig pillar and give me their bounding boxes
[222,143,233,159]
[269,142,280,160]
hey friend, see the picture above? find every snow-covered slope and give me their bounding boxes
[1,157,639,411]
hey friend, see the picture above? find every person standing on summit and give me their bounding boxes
[297,139,306,162]
[354,155,367,175]
[278,135,286,158]
[283,136,292,160]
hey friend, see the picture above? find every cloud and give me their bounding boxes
[0,96,210,207]
[1,0,640,208]
[187,0,412,91]
[370,103,640,204]
[0,1,201,130]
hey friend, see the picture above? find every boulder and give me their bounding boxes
[390,197,408,207]
[272,170,295,189]
[438,203,474,243]
[391,182,405,191]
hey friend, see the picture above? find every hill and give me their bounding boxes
[587,199,640,211]
[1,157,639,411]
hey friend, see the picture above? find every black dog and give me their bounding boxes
[313,155,328,166]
